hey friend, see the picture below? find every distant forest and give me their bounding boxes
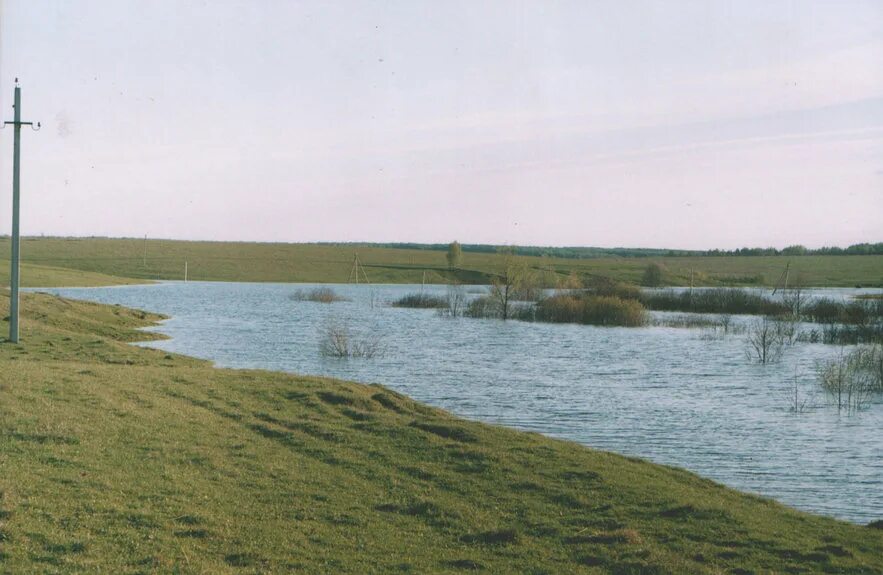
[365,242,883,260]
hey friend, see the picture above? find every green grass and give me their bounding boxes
[0,260,144,288]
[2,236,882,287]
[1,289,881,573]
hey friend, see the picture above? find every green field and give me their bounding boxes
[1,289,882,572]
[1,236,881,287]
[0,260,146,288]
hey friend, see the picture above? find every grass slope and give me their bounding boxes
[1,290,881,573]
[0,260,143,288]
[3,237,882,287]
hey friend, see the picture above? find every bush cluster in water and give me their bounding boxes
[641,288,790,316]
[466,291,646,327]
[290,287,348,303]
[391,293,449,309]
[802,297,883,325]
[534,294,647,327]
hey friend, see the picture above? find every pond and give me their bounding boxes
[36,282,882,524]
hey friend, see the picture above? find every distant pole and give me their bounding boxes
[184,261,188,282]
[143,235,147,267]
[689,268,694,300]
[4,80,40,343]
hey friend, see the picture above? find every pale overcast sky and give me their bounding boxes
[1,1,881,249]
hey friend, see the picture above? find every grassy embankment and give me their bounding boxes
[1,289,882,573]
[2,236,882,287]
[0,260,143,288]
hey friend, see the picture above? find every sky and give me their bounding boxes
[0,0,881,250]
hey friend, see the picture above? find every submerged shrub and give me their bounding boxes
[535,294,646,327]
[391,293,447,309]
[291,287,348,303]
[853,343,883,392]
[817,344,882,412]
[744,316,788,364]
[465,295,534,321]
[437,284,467,318]
[803,298,883,326]
[796,324,883,346]
[465,295,503,319]
[650,314,721,329]
[319,322,385,358]
[587,277,642,300]
[642,288,789,316]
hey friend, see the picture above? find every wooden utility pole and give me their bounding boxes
[689,268,694,300]
[348,253,370,284]
[3,80,40,343]
[772,262,791,296]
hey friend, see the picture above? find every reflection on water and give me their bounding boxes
[38,282,883,524]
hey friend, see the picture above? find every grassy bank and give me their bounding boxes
[0,260,143,288]
[1,291,882,573]
[2,236,882,287]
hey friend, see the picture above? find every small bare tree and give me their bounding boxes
[781,274,806,317]
[319,322,385,358]
[319,322,350,357]
[786,368,815,414]
[854,343,883,392]
[490,249,535,320]
[773,315,799,345]
[718,314,733,334]
[439,283,466,318]
[745,316,785,364]
[818,347,875,412]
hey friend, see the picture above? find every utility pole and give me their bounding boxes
[3,79,40,343]
[689,268,694,301]
[348,253,369,284]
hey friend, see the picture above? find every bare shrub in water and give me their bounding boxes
[817,346,878,412]
[465,295,503,319]
[773,315,799,345]
[786,370,816,414]
[319,322,385,358]
[438,284,466,318]
[852,343,883,392]
[745,316,785,364]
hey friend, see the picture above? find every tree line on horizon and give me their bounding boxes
[1,236,880,259]
[371,241,883,260]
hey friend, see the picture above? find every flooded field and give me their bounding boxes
[39,282,883,524]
